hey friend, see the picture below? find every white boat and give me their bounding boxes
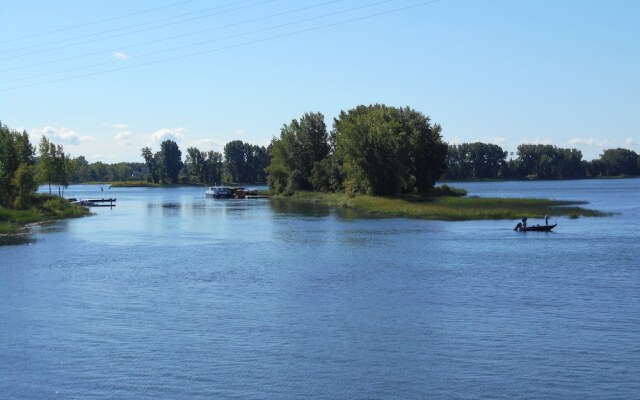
[205,186,232,198]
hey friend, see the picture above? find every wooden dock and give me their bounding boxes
[69,198,117,207]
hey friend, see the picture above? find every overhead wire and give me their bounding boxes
[0,0,272,57]
[2,0,372,82]
[0,0,444,92]
[0,0,203,43]
[0,0,343,73]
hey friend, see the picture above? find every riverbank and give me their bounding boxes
[0,195,90,235]
[272,190,608,221]
[109,181,269,188]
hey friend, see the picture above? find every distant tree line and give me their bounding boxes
[141,139,270,185]
[443,143,640,180]
[3,112,639,212]
[264,104,640,196]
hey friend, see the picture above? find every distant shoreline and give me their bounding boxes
[78,175,640,189]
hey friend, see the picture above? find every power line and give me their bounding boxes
[0,0,202,43]
[0,0,444,92]
[0,0,343,73]
[8,0,389,84]
[0,0,272,57]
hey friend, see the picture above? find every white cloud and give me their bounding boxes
[479,136,507,145]
[114,131,133,146]
[91,153,117,160]
[150,127,187,143]
[115,131,133,140]
[109,123,129,129]
[567,137,611,147]
[190,138,224,150]
[113,52,129,60]
[519,138,552,146]
[31,125,94,145]
[493,136,507,145]
[624,137,637,146]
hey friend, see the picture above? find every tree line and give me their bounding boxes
[1,122,77,207]
[266,105,640,196]
[2,121,272,212]
[2,112,639,211]
[140,139,269,185]
[443,142,640,180]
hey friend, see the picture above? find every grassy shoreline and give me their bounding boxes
[272,191,609,221]
[0,195,91,235]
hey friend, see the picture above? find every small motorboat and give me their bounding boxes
[514,223,556,232]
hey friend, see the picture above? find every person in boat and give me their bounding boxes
[545,214,549,225]
[521,216,527,228]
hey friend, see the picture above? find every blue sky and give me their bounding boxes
[1,0,638,162]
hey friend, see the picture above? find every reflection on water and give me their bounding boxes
[0,234,35,247]
[1,181,639,400]
[269,198,332,217]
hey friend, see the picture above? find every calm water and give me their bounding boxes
[1,180,639,399]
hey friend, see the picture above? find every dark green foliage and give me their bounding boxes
[266,112,330,193]
[12,164,38,209]
[444,142,508,180]
[332,104,446,195]
[202,151,224,185]
[223,141,270,184]
[141,147,160,183]
[141,141,184,184]
[185,147,206,183]
[515,144,586,179]
[443,143,591,180]
[266,164,289,195]
[311,159,332,192]
[159,140,182,184]
[0,123,37,207]
[592,148,639,176]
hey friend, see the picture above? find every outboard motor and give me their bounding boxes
[514,222,522,231]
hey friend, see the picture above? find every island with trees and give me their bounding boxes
[5,103,639,233]
[263,104,613,220]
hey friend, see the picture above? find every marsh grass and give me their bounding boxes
[0,194,90,234]
[109,181,161,187]
[278,191,608,221]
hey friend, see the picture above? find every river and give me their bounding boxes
[1,179,639,399]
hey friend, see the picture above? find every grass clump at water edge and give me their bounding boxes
[272,190,608,221]
[0,194,91,235]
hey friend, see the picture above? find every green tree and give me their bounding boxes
[113,162,133,181]
[69,156,90,182]
[1,123,36,206]
[202,150,224,185]
[141,146,159,183]
[596,148,639,176]
[157,140,182,184]
[12,163,38,208]
[266,112,329,192]
[89,161,112,182]
[37,136,55,194]
[185,147,206,183]
[223,140,247,183]
[53,145,69,196]
[515,144,586,179]
[332,105,446,195]
[444,142,508,180]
